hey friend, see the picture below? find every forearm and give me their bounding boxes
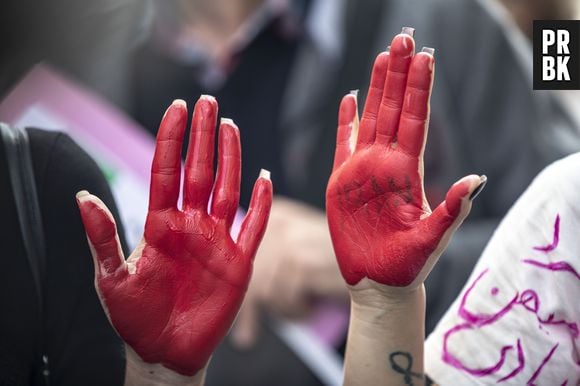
[124,346,207,386]
[344,284,427,386]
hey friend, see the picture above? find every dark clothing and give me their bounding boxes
[0,129,125,385]
[207,322,322,386]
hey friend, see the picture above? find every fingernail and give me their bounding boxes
[259,169,271,180]
[221,117,234,126]
[469,175,487,201]
[386,45,391,53]
[199,94,216,103]
[76,190,90,200]
[421,46,435,56]
[401,27,415,37]
[349,89,359,98]
[172,99,186,108]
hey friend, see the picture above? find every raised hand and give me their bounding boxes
[76,96,272,377]
[326,31,486,291]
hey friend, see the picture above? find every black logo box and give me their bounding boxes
[533,20,580,90]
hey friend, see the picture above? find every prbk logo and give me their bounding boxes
[533,20,580,90]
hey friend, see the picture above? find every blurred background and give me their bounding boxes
[1,0,579,385]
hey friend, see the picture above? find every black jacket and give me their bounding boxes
[0,129,125,386]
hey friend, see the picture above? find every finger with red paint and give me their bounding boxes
[356,50,389,148]
[183,96,218,211]
[332,90,359,171]
[77,97,272,385]
[374,27,416,146]
[210,118,241,229]
[148,98,188,211]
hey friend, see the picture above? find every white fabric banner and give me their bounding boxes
[426,153,580,385]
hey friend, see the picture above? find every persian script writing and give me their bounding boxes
[442,214,579,385]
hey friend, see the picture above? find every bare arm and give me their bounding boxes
[346,285,428,386]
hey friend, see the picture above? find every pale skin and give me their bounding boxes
[346,284,428,386]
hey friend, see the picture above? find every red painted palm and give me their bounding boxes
[326,33,485,288]
[77,96,272,376]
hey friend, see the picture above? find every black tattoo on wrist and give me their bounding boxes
[389,351,433,386]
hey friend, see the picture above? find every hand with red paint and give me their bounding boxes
[76,96,272,385]
[327,31,486,295]
[328,28,486,386]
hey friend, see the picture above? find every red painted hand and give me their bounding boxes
[76,97,272,376]
[326,32,485,289]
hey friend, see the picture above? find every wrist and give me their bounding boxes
[344,281,427,386]
[349,278,425,317]
[124,346,207,386]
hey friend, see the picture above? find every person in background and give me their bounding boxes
[0,128,127,385]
